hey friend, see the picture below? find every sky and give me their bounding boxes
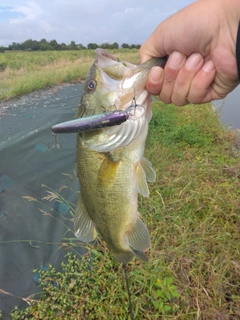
[0,0,194,47]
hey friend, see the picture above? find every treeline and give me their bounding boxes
[0,39,141,52]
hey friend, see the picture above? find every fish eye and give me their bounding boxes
[87,80,97,90]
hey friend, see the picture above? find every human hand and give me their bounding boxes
[140,0,240,106]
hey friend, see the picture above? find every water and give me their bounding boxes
[214,85,240,130]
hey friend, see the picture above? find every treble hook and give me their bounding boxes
[126,88,138,116]
[48,132,62,149]
[132,87,137,106]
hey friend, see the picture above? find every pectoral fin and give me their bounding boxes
[136,157,156,197]
[128,216,150,251]
[97,155,120,187]
[142,157,156,182]
[74,193,97,242]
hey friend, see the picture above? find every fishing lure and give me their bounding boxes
[51,99,145,134]
[51,110,129,134]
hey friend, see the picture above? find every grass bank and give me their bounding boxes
[9,101,240,319]
[0,49,139,100]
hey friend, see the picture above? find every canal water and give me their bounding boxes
[215,85,240,130]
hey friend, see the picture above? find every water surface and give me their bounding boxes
[215,86,240,130]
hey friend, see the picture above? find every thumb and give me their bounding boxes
[140,24,168,63]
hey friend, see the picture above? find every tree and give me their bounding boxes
[130,44,136,49]
[40,43,52,51]
[60,43,68,50]
[49,39,60,50]
[99,42,108,49]
[21,39,40,51]
[87,43,98,49]
[8,42,22,50]
[68,41,78,50]
[77,43,86,50]
[112,42,119,49]
[121,43,129,49]
[99,42,119,49]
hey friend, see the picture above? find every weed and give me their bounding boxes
[150,277,180,317]
[0,62,7,71]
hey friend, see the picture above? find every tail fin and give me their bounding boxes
[112,249,148,263]
[128,216,150,251]
[132,248,148,261]
[112,251,134,264]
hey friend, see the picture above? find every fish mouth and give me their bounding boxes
[96,48,118,61]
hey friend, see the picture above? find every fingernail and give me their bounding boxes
[168,51,185,69]
[149,66,163,84]
[147,67,164,95]
[185,53,202,70]
[202,60,215,73]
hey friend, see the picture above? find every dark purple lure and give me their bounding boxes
[51,110,129,133]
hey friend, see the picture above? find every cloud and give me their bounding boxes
[0,0,194,47]
[10,1,45,23]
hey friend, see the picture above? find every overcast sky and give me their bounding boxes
[0,0,194,47]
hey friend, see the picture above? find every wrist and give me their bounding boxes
[236,23,240,80]
[209,0,240,81]
[220,0,240,80]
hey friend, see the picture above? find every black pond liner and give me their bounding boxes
[0,84,87,319]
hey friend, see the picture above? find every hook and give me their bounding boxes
[48,132,62,149]
[126,89,145,120]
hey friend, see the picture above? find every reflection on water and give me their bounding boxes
[214,86,240,130]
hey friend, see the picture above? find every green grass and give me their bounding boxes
[7,101,240,319]
[0,49,140,100]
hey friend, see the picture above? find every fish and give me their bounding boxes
[74,48,167,264]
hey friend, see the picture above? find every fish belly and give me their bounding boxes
[79,139,136,238]
[75,136,151,263]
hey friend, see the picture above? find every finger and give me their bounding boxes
[145,66,164,95]
[159,52,186,104]
[140,35,167,64]
[171,53,204,106]
[187,60,216,103]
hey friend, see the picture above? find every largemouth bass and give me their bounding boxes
[74,49,166,263]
